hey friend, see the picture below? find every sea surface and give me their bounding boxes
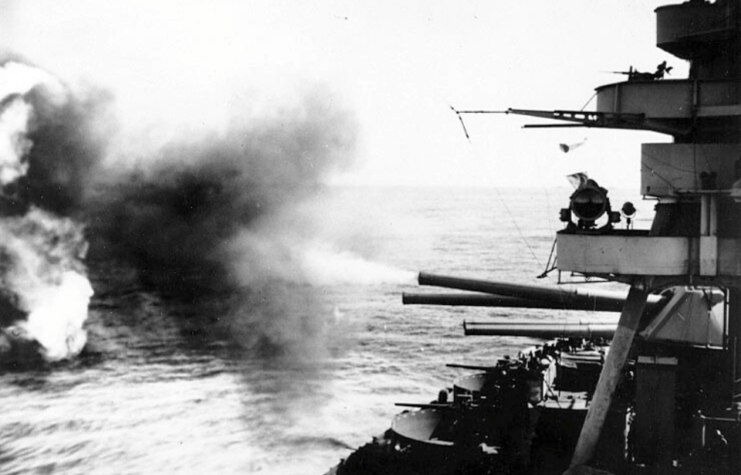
[0,186,650,475]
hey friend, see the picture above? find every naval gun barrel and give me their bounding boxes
[464,321,616,339]
[394,402,454,409]
[402,292,659,312]
[446,363,500,371]
[417,272,666,312]
[403,293,562,309]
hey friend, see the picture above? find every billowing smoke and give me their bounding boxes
[92,91,355,286]
[0,61,96,361]
[82,85,361,359]
[0,56,395,362]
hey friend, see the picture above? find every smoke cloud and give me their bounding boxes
[0,52,407,363]
[91,90,355,281]
[80,84,361,359]
[0,61,97,361]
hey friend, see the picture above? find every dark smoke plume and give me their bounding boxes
[91,91,356,286]
[7,57,360,359]
[85,88,358,357]
[22,86,113,217]
[0,58,113,218]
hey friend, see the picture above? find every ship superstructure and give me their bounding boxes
[553,2,741,472]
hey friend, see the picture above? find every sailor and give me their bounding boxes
[507,375,543,474]
[653,61,672,79]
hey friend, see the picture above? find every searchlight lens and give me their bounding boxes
[621,201,636,218]
[571,185,608,222]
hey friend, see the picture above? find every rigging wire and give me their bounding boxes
[494,188,540,263]
[538,237,558,279]
[579,92,598,112]
[534,149,562,279]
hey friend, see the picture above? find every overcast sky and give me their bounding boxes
[2,0,682,189]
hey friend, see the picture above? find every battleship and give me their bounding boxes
[329,1,741,474]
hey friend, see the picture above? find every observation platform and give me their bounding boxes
[557,232,741,278]
[595,79,740,120]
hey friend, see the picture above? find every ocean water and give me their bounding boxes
[0,186,650,475]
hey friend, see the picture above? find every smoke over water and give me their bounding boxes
[0,57,413,362]
[83,84,375,359]
[0,61,93,362]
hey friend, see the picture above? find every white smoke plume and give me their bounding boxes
[299,245,415,286]
[0,97,32,185]
[0,61,93,362]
